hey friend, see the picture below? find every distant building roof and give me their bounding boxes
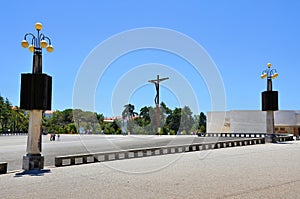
[44,110,54,114]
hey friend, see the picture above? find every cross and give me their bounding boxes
[148,75,169,133]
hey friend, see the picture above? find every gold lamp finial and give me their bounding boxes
[261,73,267,79]
[21,40,29,48]
[28,45,35,52]
[46,45,54,53]
[35,22,42,31]
[40,40,48,48]
[271,72,278,79]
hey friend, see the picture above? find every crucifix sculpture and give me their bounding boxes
[148,75,169,133]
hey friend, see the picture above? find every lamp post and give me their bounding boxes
[261,63,279,143]
[20,22,53,170]
[148,75,169,134]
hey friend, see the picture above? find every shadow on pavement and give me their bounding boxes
[14,169,51,177]
[274,142,294,145]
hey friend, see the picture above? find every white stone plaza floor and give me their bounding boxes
[0,140,299,198]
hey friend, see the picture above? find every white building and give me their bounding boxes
[207,110,300,135]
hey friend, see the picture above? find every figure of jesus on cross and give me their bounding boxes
[148,75,169,133]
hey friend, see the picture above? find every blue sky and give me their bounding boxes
[0,0,299,116]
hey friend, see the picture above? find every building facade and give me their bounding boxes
[207,110,300,135]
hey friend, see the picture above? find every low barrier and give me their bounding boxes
[275,134,294,142]
[55,137,265,167]
[201,133,294,142]
[0,162,7,174]
[201,133,265,138]
[0,132,27,136]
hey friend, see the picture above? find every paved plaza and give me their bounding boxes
[0,134,241,171]
[0,139,299,198]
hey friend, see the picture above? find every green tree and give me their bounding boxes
[0,95,29,133]
[0,97,13,132]
[166,107,181,133]
[165,106,195,134]
[139,106,150,126]
[65,123,77,134]
[122,104,138,134]
[122,104,138,119]
[11,106,28,133]
[180,106,194,133]
[96,113,104,125]
[136,106,158,134]
[61,109,73,124]
[199,125,206,133]
[198,112,207,133]
[160,102,172,115]
[111,120,122,134]
[0,93,207,135]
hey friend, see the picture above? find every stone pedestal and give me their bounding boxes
[22,154,44,170]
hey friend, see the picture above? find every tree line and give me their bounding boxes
[0,94,206,135]
[0,95,28,133]
[122,102,206,135]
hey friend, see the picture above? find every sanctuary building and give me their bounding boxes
[207,110,300,136]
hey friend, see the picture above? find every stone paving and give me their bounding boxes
[0,134,243,171]
[0,141,299,198]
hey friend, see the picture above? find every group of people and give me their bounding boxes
[49,133,60,141]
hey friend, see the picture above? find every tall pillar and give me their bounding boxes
[22,110,44,170]
[261,63,279,143]
[20,22,53,170]
[266,111,274,134]
[27,110,42,154]
[266,79,275,142]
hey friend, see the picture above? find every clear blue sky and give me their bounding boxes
[0,0,299,116]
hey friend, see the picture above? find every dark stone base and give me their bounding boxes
[22,154,44,170]
[0,162,7,174]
